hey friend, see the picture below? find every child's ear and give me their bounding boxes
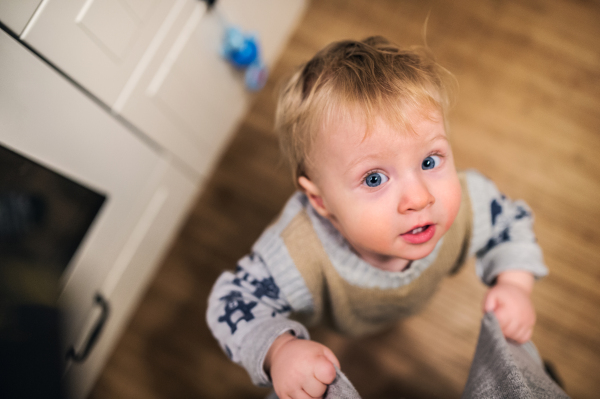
[298,176,330,218]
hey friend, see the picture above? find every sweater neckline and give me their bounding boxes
[306,203,443,289]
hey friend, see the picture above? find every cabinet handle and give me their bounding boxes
[66,293,110,363]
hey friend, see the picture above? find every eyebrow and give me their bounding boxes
[427,133,449,144]
[346,153,381,169]
[345,133,449,173]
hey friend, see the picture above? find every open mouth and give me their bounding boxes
[407,225,429,234]
[401,224,436,244]
[404,224,431,235]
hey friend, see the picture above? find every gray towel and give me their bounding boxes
[462,312,569,399]
[324,367,362,399]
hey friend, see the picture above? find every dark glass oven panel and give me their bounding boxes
[0,143,106,278]
[0,143,106,397]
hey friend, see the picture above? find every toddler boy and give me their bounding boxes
[207,36,547,399]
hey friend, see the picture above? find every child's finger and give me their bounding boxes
[522,327,532,342]
[289,389,314,399]
[313,355,337,385]
[514,329,526,344]
[495,308,518,339]
[493,305,510,329]
[302,377,328,398]
[322,347,341,369]
[506,318,521,339]
[506,320,531,343]
[515,326,532,344]
[484,293,498,313]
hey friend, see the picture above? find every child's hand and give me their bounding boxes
[483,270,536,344]
[264,333,340,399]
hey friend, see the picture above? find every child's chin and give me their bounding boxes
[401,241,438,260]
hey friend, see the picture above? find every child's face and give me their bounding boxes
[299,107,462,271]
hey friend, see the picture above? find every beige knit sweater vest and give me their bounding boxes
[281,173,472,337]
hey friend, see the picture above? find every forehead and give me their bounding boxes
[318,104,444,146]
[305,106,446,175]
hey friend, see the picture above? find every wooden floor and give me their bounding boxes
[89,0,600,398]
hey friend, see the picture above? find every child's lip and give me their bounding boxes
[400,224,436,244]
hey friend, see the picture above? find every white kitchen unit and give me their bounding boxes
[0,28,199,399]
[0,0,306,397]
[18,0,306,177]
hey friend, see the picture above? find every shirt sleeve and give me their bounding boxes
[205,252,310,387]
[465,170,549,285]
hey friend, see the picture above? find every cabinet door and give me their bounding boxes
[116,0,307,177]
[20,0,181,107]
[19,0,209,176]
[21,0,306,177]
[115,0,244,178]
[64,161,199,399]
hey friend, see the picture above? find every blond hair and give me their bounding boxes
[275,36,456,185]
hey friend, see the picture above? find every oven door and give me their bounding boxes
[0,28,198,398]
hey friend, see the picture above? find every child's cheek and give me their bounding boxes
[443,184,463,231]
[349,213,388,248]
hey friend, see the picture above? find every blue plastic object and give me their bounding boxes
[245,62,268,91]
[221,26,268,91]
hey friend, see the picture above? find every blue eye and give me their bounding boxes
[422,155,440,170]
[364,172,388,187]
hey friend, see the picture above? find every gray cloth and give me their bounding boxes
[462,312,569,399]
[325,368,362,399]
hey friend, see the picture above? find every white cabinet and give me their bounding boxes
[20,0,180,108]
[19,0,208,175]
[20,0,306,177]
[114,0,308,177]
[0,0,306,397]
[0,28,200,398]
[115,1,247,177]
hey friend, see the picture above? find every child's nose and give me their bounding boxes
[398,177,435,213]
